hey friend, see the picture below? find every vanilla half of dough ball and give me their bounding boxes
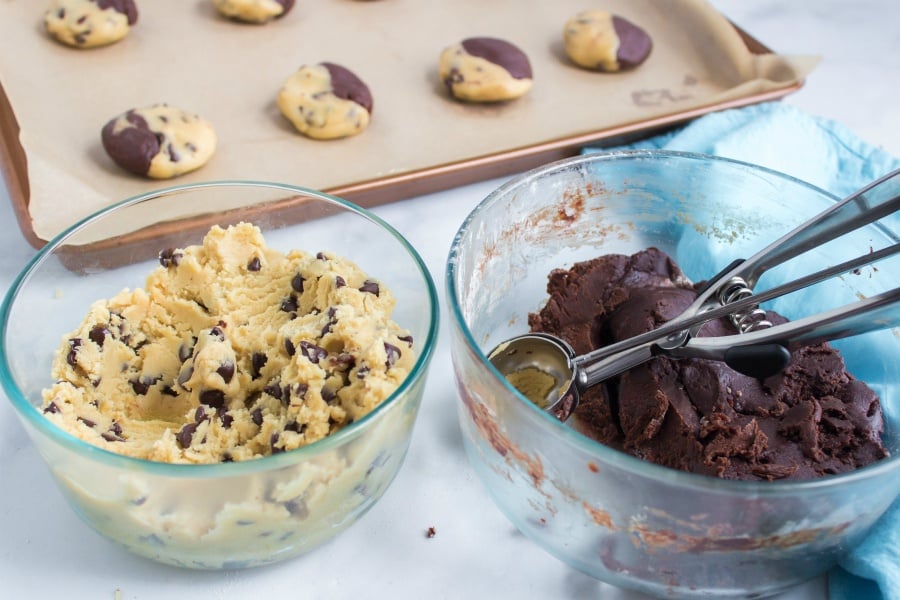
[212,0,295,24]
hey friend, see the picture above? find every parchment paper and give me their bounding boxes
[0,0,817,242]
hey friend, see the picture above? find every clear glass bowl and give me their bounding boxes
[446,151,900,598]
[1,181,438,569]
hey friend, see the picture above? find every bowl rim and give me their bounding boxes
[0,179,440,477]
[446,149,900,494]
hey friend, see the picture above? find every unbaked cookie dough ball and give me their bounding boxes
[101,104,217,179]
[439,37,533,103]
[277,62,374,140]
[212,0,295,24]
[44,0,138,49]
[563,10,652,72]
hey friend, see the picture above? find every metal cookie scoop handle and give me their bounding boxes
[488,167,900,421]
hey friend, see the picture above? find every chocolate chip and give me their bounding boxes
[110,421,123,436]
[247,257,261,271]
[300,341,327,364]
[179,338,196,362]
[101,431,124,443]
[359,280,380,296]
[316,252,328,261]
[209,325,225,341]
[89,325,110,346]
[177,366,194,388]
[293,382,308,398]
[252,408,264,426]
[322,387,336,403]
[222,453,234,462]
[332,353,355,370]
[158,248,182,268]
[281,295,298,313]
[194,406,208,422]
[220,412,234,429]
[251,352,268,379]
[217,360,235,384]
[176,422,198,448]
[384,342,401,368]
[200,389,226,410]
[285,338,296,357]
[284,420,306,434]
[77,416,96,428]
[284,498,309,518]
[271,433,283,454]
[43,402,60,414]
[398,334,414,347]
[264,382,283,400]
[131,377,152,395]
[161,385,178,397]
[357,365,370,379]
[335,276,346,288]
[66,338,82,367]
[291,273,305,293]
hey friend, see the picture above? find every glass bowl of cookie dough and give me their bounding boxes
[446,151,900,598]
[0,181,438,569]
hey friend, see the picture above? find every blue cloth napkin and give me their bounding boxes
[585,101,900,600]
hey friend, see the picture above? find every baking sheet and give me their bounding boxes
[0,0,816,247]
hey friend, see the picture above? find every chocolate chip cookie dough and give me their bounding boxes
[212,0,295,24]
[101,104,217,179]
[439,37,533,102]
[41,223,416,464]
[562,10,652,72]
[44,0,138,48]
[277,62,374,140]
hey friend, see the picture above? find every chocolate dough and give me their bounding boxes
[528,248,888,481]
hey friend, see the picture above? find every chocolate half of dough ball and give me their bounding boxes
[322,62,374,114]
[439,36,534,103]
[97,0,139,24]
[461,37,533,80]
[563,10,652,72]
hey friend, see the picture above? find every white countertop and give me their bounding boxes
[2,1,898,598]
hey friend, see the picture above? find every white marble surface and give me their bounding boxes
[1,1,898,598]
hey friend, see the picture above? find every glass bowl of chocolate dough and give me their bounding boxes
[1,181,438,569]
[446,151,900,598]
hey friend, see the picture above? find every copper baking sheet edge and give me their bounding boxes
[2,25,801,255]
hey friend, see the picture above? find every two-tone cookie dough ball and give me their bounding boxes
[101,104,217,179]
[563,10,653,72]
[212,0,295,24]
[44,0,139,48]
[277,62,374,140]
[439,37,533,102]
